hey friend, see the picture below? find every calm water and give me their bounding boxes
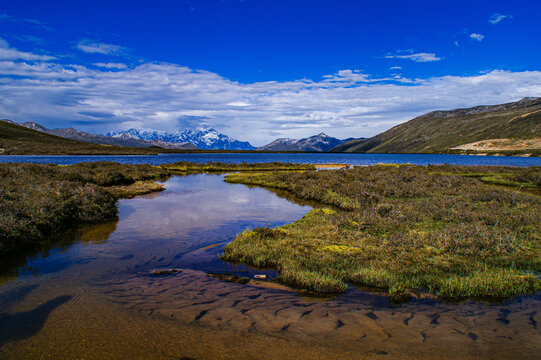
[0,174,540,359]
[1,152,540,166]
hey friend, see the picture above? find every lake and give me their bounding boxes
[0,152,540,166]
[0,173,539,359]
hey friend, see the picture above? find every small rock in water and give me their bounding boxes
[208,273,250,284]
[152,268,182,275]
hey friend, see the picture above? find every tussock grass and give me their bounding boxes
[162,161,315,173]
[0,162,169,255]
[223,164,541,300]
[107,181,165,198]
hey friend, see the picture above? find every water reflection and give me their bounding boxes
[0,220,118,285]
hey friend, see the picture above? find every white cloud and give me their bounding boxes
[227,101,251,107]
[322,69,376,83]
[94,62,128,69]
[0,37,55,61]
[489,13,511,24]
[76,40,127,55]
[389,66,402,70]
[0,43,540,146]
[0,48,55,61]
[470,33,485,42]
[385,52,442,62]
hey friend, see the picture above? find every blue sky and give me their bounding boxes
[0,0,540,145]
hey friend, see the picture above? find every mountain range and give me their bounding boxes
[332,97,541,155]
[13,121,256,150]
[11,121,351,152]
[18,122,197,149]
[257,133,356,152]
[107,128,255,150]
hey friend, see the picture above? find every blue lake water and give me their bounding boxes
[0,152,540,166]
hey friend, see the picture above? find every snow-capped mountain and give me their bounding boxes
[15,121,196,149]
[257,133,359,152]
[107,128,255,150]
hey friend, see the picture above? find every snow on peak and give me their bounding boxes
[106,127,254,150]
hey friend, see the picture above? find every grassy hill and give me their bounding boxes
[0,120,161,155]
[332,97,541,156]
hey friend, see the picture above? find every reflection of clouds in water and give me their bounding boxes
[112,175,310,241]
[229,193,249,204]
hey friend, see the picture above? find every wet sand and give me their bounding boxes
[1,268,539,359]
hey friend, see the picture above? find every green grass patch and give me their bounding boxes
[438,269,541,300]
[480,175,537,188]
[106,180,165,198]
[162,161,315,173]
[222,164,541,300]
[430,169,539,189]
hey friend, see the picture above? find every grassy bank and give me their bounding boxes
[162,161,316,173]
[223,165,541,301]
[0,162,169,255]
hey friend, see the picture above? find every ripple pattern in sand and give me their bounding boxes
[94,269,541,358]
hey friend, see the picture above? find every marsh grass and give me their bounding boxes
[107,181,165,198]
[222,165,541,300]
[0,162,169,255]
[162,161,316,173]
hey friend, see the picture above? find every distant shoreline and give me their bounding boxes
[1,149,539,157]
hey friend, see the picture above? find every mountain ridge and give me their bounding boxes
[332,97,541,155]
[257,133,357,152]
[0,120,160,155]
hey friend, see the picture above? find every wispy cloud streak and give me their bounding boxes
[0,37,55,61]
[0,13,52,31]
[384,52,442,62]
[489,13,511,24]
[93,63,128,69]
[76,40,128,56]
[470,33,485,42]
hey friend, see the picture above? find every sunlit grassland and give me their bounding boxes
[106,180,165,198]
[161,161,316,173]
[223,165,541,301]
